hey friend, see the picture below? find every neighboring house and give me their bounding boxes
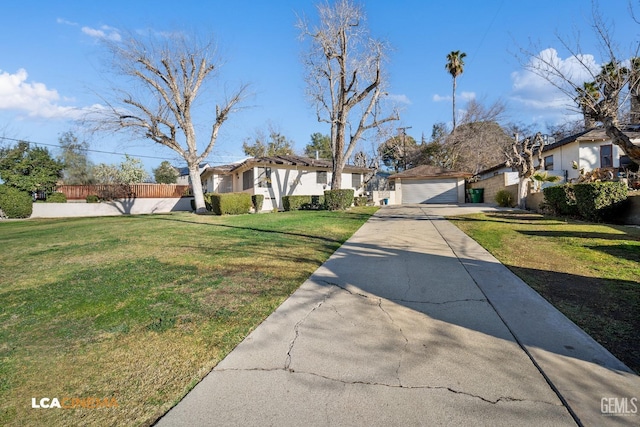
[388,165,472,204]
[200,155,370,211]
[175,163,210,186]
[540,127,640,182]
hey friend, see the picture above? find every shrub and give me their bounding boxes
[494,190,514,207]
[324,189,354,211]
[354,196,368,207]
[282,195,325,211]
[45,192,67,203]
[252,194,264,212]
[573,181,628,222]
[0,185,33,218]
[207,193,252,215]
[543,185,578,216]
[86,194,100,203]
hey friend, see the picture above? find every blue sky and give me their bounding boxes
[1,0,638,173]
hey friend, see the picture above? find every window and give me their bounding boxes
[317,171,327,185]
[544,155,554,171]
[242,169,254,190]
[600,145,613,168]
[352,173,362,189]
[257,167,271,188]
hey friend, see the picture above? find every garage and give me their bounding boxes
[389,165,472,204]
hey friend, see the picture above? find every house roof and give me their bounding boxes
[543,127,640,153]
[204,155,371,175]
[388,165,473,180]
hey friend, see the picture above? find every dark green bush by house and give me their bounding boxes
[252,194,264,212]
[543,184,578,216]
[86,194,100,203]
[207,193,252,215]
[45,192,67,203]
[354,196,368,207]
[494,190,515,207]
[573,181,628,222]
[282,195,325,211]
[324,189,354,211]
[0,185,33,218]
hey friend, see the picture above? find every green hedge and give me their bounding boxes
[573,181,628,222]
[252,194,264,212]
[354,196,368,207]
[205,193,252,215]
[494,190,515,208]
[0,185,33,218]
[282,195,325,211]
[543,185,578,216]
[324,189,354,211]
[543,182,628,222]
[86,194,100,203]
[45,192,67,203]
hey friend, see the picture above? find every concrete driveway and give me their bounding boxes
[156,205,639,426]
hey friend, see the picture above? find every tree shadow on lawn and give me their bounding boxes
[148,215,345,244]
[518,230,640,242]
[506,265,639,374]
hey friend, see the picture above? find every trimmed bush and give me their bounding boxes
[324,189,354,211]
[86,194,100,203]
[252,194,264,212]
[207,193,252,215]
[282,195,325,211]
[0,185,33,218]
[45,192,67,203]
[573,181,628,222]
[354,196,368,207]
[494,190,514,207]
[543,185,578,216]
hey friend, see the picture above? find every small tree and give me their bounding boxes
[304,133,332,159]
[0,142,64,195]
[93,155,148,184]
[505,132,544,209]
[242,127,294,157]
[153,160,178,184]
[378,134,417,172]
[58,131,94,185]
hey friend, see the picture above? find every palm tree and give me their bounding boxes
[445,50,467,131]
[575,81,600,129]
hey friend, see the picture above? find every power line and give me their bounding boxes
[0,135,242,165]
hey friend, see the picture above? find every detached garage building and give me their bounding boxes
[389,165,472,204]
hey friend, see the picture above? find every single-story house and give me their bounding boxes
[388,165,472,204]
[200,155,371,211]
[540,127,640,181]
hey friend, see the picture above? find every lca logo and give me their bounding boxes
[601,397,638,416]
[31,397,119,409]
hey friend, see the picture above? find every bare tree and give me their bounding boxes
[86,32,248,212]
[298,0,399,189]
[505,132,545,209]
[520,6,640,164]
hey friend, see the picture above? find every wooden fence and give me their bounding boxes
[56,184,191,200]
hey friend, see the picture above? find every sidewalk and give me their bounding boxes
[156,205,639,426]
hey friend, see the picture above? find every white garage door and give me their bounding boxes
[402,179,458,204]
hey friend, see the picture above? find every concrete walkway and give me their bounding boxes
[156,205,639,426]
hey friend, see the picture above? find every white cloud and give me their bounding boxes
[510,48,601,113]
[81,25,122,42]
[432,94,451,102]
[56,18,78,26]
[0,68,82,119]
[433,91,475,102]
[387,93,411,105]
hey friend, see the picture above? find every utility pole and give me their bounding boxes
[397,126,412,171]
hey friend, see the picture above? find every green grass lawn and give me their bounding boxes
[449,211,640,374]
[0,207,377,426]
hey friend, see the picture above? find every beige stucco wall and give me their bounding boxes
[31,198,193,218]
[469,174,518,206]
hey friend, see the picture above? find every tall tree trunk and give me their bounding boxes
[331,120,346,189]
[188,163,206,213]
[452,77,457,131]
